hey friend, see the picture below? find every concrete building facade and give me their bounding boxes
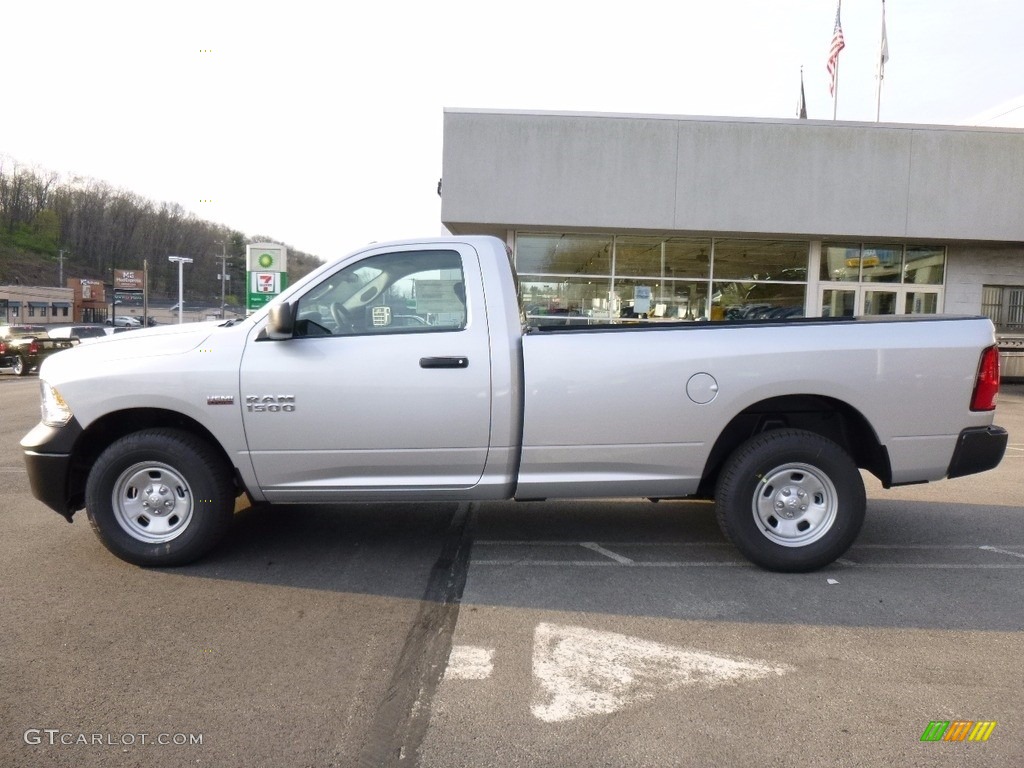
[439,109,1024,341]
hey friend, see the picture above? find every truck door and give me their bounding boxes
[239,243,492,501]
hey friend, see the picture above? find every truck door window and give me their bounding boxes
[294,250,467,337]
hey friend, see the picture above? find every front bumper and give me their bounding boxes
[946,425,1009,479]
[21,419,84,521]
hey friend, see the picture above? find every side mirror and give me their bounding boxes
[266,303,295,340]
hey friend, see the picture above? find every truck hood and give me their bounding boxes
[39,320,247,380]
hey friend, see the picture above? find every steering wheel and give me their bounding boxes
[330,301,356,333]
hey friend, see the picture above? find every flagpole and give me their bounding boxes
[829,0,844,121]
[833,58,839,120]
[831,0,839,120]
[875,0,887,122]
[798,66,807,119]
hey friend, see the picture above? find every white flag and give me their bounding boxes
[880,4,890,71]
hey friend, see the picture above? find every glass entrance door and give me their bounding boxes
[821,288,856,318]
[863,289,898,315]
[819,286,941,317]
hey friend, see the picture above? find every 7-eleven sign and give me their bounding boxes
[254,272,279,293]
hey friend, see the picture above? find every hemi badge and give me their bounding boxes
[207,396,234,406]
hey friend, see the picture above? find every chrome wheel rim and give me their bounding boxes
[752,462,838,547]
[111,462,194,543]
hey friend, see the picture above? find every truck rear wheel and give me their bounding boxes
[12,356,28,376]
[85,429,235,566]
[715,429,865,572]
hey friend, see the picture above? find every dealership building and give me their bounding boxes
[439,109,1024,370]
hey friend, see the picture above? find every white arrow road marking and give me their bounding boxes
[445,645,495,680]
[531,623,792,723]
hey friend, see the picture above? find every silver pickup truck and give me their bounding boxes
[21,236,1008,572]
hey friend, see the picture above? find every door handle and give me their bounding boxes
[420,356,469,369]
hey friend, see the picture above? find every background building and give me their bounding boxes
[0,285,76,325]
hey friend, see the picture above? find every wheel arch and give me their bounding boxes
[698,394,891,496]
[67,408,243,513]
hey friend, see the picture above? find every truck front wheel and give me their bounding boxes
[714,429,865,572]
[85,429,235,566]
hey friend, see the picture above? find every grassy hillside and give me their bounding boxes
[0,241,106,288]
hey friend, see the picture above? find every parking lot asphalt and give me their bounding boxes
[1,374,1022,767]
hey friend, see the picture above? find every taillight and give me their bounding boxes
[970,345,1001,411]
[29,341,39,354]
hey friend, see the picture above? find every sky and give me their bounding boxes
[2,0,1022,264]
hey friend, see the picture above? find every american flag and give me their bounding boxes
[827,1,846,97]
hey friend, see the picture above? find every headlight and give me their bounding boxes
[40,381,73,426]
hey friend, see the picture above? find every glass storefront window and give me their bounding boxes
[613,277,708,321]
[614,236,664,278]
[520,275,611,325]
[511,233,971,322]
[904,246,945,284]
[614,236,711,279]
[515,233,612,276]
[712,281,806,320]
[713,239,807,282]
[860,244,902,283]
[821,243,862,281]
[823,242,947,287]
[664,238,712,280]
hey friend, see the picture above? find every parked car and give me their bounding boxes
[0,325,78,375]
[47,325,109,343]
[105,316,141,328]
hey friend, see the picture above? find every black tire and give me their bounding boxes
[715,429,865,572]
[85,429,235,566]
[13,356,28,376]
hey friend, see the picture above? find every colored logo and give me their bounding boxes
[920,720,996,742]
[258,253,275,269]
[255,273,276,293]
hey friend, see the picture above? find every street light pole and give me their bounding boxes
[214,240,227,317]
[168,256,193,325]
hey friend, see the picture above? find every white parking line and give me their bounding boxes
[856,543,1024,549]
[471,541,1024,570]
[580,542,635,565]
[473,560,749,567]
[476,541,1024,550]
[476,541,735,547]
[472,560,1024,569]
[980,545,1024,560]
